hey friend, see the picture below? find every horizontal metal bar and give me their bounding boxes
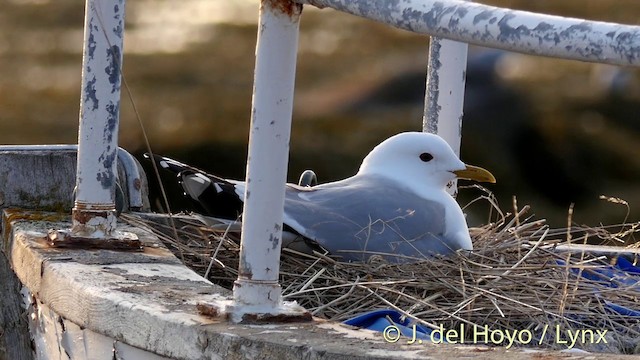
[296,0,640,66]
[0,145,78,151]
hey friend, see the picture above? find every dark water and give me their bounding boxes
[2,0,640,231]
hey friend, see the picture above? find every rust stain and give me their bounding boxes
[142,245,174,257]
[72,209,109,224]
[196,303,221,318]
[240,311,313,324]
[239,253,253,279]
[47,229,143,251]
[264,0,303,17]
[4,208,68,223]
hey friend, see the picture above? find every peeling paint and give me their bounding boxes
[496,13,528,44]
[264,0,303,18]
[74,0,125,236]
[83,76,99,110]
[112,2,124,39]
[296,0,640,66]
[239,252,253,279]
[96,169,115,190]
[87,18,97,60]
[104,102,119,143]
[105,45,122,93]
[424,38,441,134]
[97,149,117,189]
[472,10,493,25]
[423,29,468,191]
[268,233,280,250]
[420,2,456,30]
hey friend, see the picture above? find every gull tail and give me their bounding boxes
[144,153,244,219]
[143,154,223,180]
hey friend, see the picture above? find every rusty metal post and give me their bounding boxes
[72,0,125,237]
[48,0,139,249]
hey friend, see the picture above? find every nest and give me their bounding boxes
[122,201,640,354]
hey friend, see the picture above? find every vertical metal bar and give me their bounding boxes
[423,36,468,195]
[424,37,468,155]
[72,0,125,237]
[233,0,302,310]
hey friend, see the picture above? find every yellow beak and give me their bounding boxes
[453,165,496,183]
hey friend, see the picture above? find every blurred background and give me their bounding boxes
[1,0,639,228]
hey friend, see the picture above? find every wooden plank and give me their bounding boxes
[28,299,171,360]
[0,147,148,213]
[0,251,33,360]
[0,149,76,212]
[6,210,233,359]
[6,209,619,359]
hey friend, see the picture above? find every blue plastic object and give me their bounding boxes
[343,309,434,341]
[556,257,640,291]
[556,256,640,316]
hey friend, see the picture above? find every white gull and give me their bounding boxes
[149,132,496,263]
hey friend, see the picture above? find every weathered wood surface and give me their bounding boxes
[4,210,619,360]
[0,251,33,360]
[0,149,76,212]
[0,146,149,213]
[26,296,172,360]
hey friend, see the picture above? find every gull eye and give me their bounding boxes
[419,152,433,162]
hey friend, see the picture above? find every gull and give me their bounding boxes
[147,132,495,263]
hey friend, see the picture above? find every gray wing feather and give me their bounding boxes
[282,175,458,263]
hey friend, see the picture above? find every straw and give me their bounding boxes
[121,203,640,353]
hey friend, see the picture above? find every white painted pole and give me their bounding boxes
[423,37,468,157]
[424,36,468,196]
[233,0,302,311]
[72,0,125,237]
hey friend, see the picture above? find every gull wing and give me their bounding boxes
[282,175,458,263]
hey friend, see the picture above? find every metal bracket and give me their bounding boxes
[47,228,142,251]
[196,299,312,324]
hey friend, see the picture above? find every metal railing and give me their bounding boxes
[74,0,125,237]
[66,0,640,320]
[232,1,303,312]
[297,0,640,66]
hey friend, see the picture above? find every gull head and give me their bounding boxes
[358,132,495,193]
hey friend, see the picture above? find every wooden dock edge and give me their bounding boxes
[1,209,614,359]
